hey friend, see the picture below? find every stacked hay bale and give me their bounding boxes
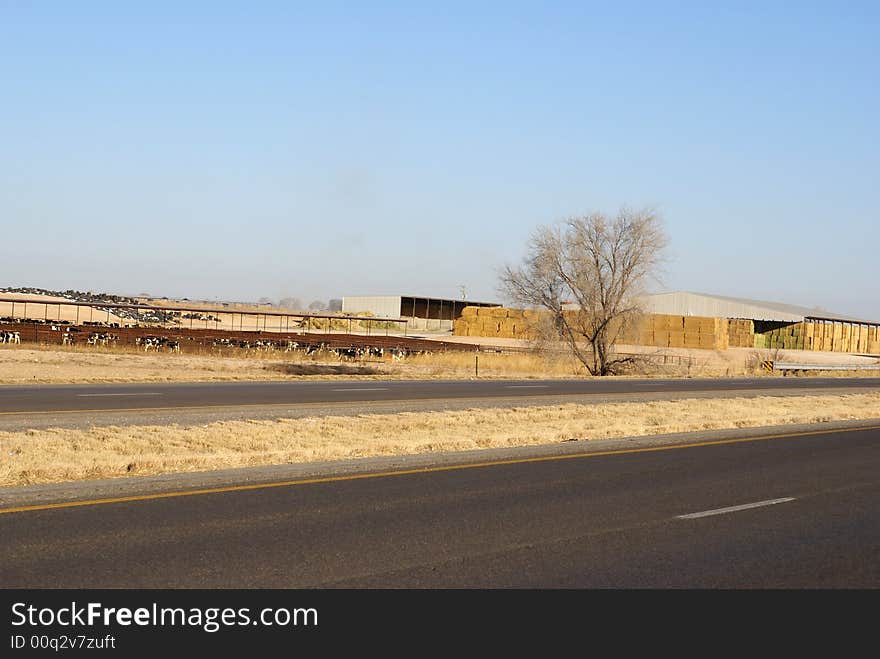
[812,322,833,352]
[856,325,869,353]
[802,322,815,350]
[493,307,522,339]
[754,332,766,349]
[650,314,682,349]
[826,323,839,352]
[452,306,480,335]
[453,307,729,351]
[714,317,730,350]
[452,306,484,337]
[840,324,852,352]
[790,324,806,350]
[481,307,506,337]
[612,315,653,346]
[847,324,859,353]
[479,307,503,337]
[635,318,655,346]
[756,323,806,350]
[850,325,861,352]
[868,326,880,354]
[758,321,876,353]
[832,323,844,351]
[758,325,777,349]
[587,314,646,346]
[645,314,726,350]
[727,319,755,348]
[682,315,728,350]
[837,323,873,353]
[682,316,704,348]
[452,306,538,339]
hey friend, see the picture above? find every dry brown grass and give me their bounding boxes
[0,345,299,383]
[0,343,599,382]
[2,393,879,486]
[0,344,404,383]
[1,341,877,384]
[399,350,589,378]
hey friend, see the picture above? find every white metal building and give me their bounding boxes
[640,291,878,325]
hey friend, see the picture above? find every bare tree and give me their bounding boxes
[308,300,326,311]
[500,208,667,376]
[278,297,303,311]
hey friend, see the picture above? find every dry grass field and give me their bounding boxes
[0,341,878,384]
[2,392,879,486]
[0,343,607,383]
[0,344,385,383]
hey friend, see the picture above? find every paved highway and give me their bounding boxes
[2,425,877,587]
[1,377,879,414]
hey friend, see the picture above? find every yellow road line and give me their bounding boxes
[1,424,877,516]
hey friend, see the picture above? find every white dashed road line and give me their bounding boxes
[505,385,549,389]
[332,388,391,392]
[676,497,796,520]
[77,393,164,397]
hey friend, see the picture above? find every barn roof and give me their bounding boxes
[641,291,879,325]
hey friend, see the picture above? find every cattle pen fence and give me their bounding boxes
[0,296,483,355]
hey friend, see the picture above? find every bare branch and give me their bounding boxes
[499,208,668,376]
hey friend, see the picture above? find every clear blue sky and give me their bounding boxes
[2,2,877,317]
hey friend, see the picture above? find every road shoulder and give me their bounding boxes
[3,417,878,511]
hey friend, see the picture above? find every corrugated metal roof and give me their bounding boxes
[344,295,500,307]
[641,291,879,325]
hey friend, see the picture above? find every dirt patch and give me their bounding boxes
[267,363,383,376]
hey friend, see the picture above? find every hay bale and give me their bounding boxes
[668,331,685,348]
[499,320,517,335]
[653,314,685,331]
[697,335,717,349]
[460,306,480,318]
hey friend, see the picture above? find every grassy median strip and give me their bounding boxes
[2,393,879,486]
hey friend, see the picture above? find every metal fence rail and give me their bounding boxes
[0,321,481,354]
[772,361,880,372]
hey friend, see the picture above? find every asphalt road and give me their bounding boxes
[2,425,877,587]
[2,377,880,414]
